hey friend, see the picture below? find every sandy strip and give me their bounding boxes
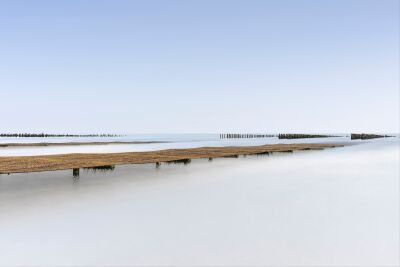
[0,143,344,174]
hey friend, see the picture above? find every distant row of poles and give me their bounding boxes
[220,133,337,139]
[0,133,122,138]
[277,134,332,139]
[220,133,275,139]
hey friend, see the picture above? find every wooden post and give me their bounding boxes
[73,168,80,178]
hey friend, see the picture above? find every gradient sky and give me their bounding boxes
[0,0,398,134]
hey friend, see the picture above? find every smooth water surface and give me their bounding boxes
[0,134,355,156]
[0,139,398,266]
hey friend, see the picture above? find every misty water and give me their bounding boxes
[0,138,398,266]
[0,134,353,156]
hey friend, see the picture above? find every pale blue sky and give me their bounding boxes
[0,0,398,133]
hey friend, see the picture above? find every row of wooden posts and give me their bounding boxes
[0,133,121,138]
[350,133,391,140]
[221,133,392,140]
[220,134,275,139]
[220,133,331,139]
[278,134,332,139]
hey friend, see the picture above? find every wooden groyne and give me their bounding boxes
[220,133,275,139]
[0,133,122,138]
[219,133,340,139]
[350,133,392,140]
[278,134,335,139]
[0,143,343,174]
[0,141,166,147]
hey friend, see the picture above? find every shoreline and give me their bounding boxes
[0,143,344,174]
[0,141,167,147]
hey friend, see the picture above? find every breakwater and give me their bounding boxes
[0,143,343,174]
[0,133,122,138]
[350,133,392,140]
[220,133,275,139]
[278,134,334,139]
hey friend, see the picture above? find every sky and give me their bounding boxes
[0,0,398,134]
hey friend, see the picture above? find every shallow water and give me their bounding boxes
[0,139,398,266]
[0,133,360,156]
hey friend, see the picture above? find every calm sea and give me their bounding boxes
[0,137,398,266]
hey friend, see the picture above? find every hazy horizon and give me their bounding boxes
[1,0,399,133]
